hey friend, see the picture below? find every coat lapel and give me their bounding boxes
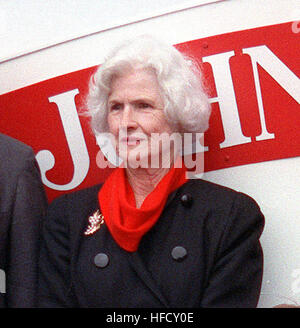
[126,251,170,308]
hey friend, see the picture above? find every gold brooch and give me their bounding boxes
[84,210,105,236]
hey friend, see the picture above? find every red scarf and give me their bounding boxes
[98,163,187,252]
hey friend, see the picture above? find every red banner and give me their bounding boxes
[0,22,299,202]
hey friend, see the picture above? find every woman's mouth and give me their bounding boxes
[120,136,143,146]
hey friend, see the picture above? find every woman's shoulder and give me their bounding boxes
[183,177,239,198]
[50,183,103,206]
[181,178,265,244]
[43,184,104,240]
[46,184,103,224]
[182,178,262,211]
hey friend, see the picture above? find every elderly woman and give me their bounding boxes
[38,35,264,308]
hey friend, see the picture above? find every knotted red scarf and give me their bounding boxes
[98,163,187,252]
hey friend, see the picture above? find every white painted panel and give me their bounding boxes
[0,0,224,62]
[0,0,299,95]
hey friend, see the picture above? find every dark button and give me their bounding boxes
[171,246,187,262]
[180,194,193,207]
[94,253,109,268]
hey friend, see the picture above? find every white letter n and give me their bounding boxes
[243,45,300,141]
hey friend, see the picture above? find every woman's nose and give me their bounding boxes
[120,105,137,129]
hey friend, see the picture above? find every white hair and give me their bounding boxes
[84,35,211,135]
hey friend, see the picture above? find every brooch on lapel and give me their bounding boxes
[84,210,105,236]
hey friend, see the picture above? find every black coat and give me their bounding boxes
[0,133,48,307]
[38,178,264,308]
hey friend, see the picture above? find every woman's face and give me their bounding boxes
[107,68,176,168]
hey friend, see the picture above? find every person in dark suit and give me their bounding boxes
[38,35,264,308]
[0,133,48,307]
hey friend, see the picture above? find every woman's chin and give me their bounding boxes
[119,151,149,169]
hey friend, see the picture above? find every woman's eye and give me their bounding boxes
[110,104,122,111]
[138,103,151,109]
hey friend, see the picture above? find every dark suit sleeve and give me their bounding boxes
[38,195,78,308]
[200,192,264,308]
[6,151,48,307]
